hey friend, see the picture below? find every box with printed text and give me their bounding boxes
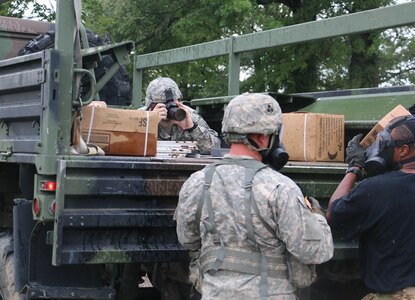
[81,106,159,156]
[282,113,344,162]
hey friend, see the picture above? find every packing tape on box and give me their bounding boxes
[303,114,308,161]
[86,106,96,145]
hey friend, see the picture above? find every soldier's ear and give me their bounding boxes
[398,144,410,158]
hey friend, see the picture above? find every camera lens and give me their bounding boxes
[168,107,186,121]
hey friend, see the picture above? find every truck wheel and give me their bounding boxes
[18,29,132,107]
[0,233,23,300]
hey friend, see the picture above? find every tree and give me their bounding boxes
[82,0,255,100]
[4,0,414,99]
[246,0,408,92]
[0,0,55,21]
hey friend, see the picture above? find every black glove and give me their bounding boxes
[346,134,366,168]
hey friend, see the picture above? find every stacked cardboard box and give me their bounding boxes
[81,106,159,156]
[282,113,344,162]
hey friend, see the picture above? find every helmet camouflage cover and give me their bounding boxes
[145,77,183,108]
[222,93,282,140]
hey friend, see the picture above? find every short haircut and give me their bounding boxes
[392,124,415,152]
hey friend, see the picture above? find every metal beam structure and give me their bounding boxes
[133,2,415,104]
[55,0,77,155]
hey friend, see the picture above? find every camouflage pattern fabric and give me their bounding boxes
[158,105,220,154]
[221,93,283,136]
[144,77,220,154]
[362,289,415,300]
[175,156,334,299]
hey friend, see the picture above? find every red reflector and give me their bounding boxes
[33,198,40,216]
[44,181,56,191]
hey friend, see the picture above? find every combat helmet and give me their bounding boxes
[145,77,183,108]
[222,93,282,147]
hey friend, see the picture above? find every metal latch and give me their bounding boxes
[46,231,53,245]
[0,121,8,136]
[0,147,12,157]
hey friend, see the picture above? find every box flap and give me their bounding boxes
[82,106,158,134]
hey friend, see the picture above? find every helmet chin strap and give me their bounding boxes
[246,136,269,153]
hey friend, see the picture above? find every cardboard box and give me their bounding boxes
[360,105,411,148]
[81,106,158,156]
[282,113,344,162]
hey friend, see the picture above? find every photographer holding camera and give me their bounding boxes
[145,77,220,154]
[142,77,219,299]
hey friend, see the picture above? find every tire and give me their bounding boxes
[0,233,24,300]
[18,29,132,106]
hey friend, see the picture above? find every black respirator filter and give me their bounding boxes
[261,133,289,171]
[364,130,395,176]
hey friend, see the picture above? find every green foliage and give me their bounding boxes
[378,27,415,85]
[0,0,55,21]
[3,0,414,99]
[82,0,256,99]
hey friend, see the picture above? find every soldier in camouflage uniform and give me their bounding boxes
[142,77,220,299]
[362,289,415,300]
[175,93,334,299]
[145,77,220,154]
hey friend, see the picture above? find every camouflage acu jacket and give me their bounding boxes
[175,156,334,299]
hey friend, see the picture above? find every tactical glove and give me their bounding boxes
[346,134,366,168]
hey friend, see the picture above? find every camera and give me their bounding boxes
[164,89,186,121]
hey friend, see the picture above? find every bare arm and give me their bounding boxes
[326,167,361,223]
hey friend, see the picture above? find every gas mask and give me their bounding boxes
[364,130,397,176]
[260,132,289,171]
[364,115,415,176]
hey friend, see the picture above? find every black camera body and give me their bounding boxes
[165,100,186,121]
[148,88,187,121]
[164,88,186,121]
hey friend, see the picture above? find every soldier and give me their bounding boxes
[175,93,334,299]
[145,77,220,154]
[142,77,220,299]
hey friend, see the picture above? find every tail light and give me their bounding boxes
[33,197,40,216]
[41,181,56,191]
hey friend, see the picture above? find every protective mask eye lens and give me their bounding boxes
[377,137,386,151]
[364,130,396,176]
[376,131,392,151]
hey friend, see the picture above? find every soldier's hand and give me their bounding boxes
[305,196,325,217]
[88,101,107,108]
[172,101,195,130]
[346,134,366,168]
[151,103,168,121]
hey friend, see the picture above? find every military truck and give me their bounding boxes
[0,1,415,300]
[0,2,213,299]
